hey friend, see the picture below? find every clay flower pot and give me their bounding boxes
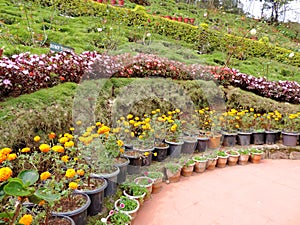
[238,150,250,165]
[145,171,164,194]
[216,151,229,168]
[192,156,207,173]
[181,162,195,177]
[250,149,264,164]
[226,150,240,166]
[206,154,218,170]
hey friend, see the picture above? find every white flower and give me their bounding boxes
[146,33,151,37]
[110,27,113,30]
[100,218,107,223]
[204,13,208,17]
[288,52,294,58]
[250,28,257,36]
[97,28,103,32]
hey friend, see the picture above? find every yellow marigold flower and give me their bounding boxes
[1,148,12,155]
[145,118,151,123]
[52,145,64,153]
[274,118,279,121]
[126,114,133,119]
[48,132,56,140]
[76,121,82,125]
[135,117,139,121]
[144,152,149,156]
[70,127,75,131]
[74,157,79,161]
[151,110,156,114]
[250,108,254,112]
[59,137,69,144]
[117,140,124,147]
[129,120,135,125]
[123,121,129,126]
[7,153,17,161]
[97,126,110,134]
[199,110,204,114]
[69,182,78,190]
[158,117,165,122]
[139,135,143,139]
[64,141,75,148]
[170,124,177,132]
[77,169,85,176]
[120,116,125,121]
[96,122,102,126]
[33,136,40,142]
[167,111,172,115]
[65,134,73,139]
[153,152,157,156]
[65,169,76,178]
[124,129,129,133]
[235,124,240,128]
[39,144,50,153]
[131,132,135,137]
[61,155,69,162]
[0,167,12,181]
[19,214,33,225]
[40,171,51,181]
[175,108,180,113]
[156,109,160,112]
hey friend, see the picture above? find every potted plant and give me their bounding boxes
[282,113,300,146]
[249,148,264,164]
[205,152,218,170]
[102,210,131,225]
[192,155,207,173]
[216,151,229,168]
[263,111,282,144]
[144,171,164,194]
[181,136,198,154]
[164,109,184,158]
[237,109,254,146]
[180,158,195,177]
[133,176,154,200]
[165,163,182,183]
[114,196,140,220]
[251,113,266,145]
[219,109,239,147]
[121,182,147,206]
[237,149,250,165]
[225,150,240,166]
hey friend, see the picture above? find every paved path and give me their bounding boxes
[134,160,300,225]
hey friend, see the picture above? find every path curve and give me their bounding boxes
[134,160,300,225]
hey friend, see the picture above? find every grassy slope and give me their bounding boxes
[0,0,299,82]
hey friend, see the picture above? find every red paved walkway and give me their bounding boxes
[134,160,300,225]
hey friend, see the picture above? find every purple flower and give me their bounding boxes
[120,203,125,209]
[3,79,11,85]
[109,210,114,215]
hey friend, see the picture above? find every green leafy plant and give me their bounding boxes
[249,148,263,154]
[216,151,229,157]
[165,163,181,174]
[116,196,138,212]
[192,155,207,161]
[238,149,250,155]
[106,210,131,225]
[120,182,148,197]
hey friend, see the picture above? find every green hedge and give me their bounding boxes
[29,0,299,66]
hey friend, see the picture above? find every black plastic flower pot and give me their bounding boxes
[153,144,169,162]
[222,133,237,147]
[282,131,299,146]
[114,157,130,184]
[165,140,183,158]
[134,147,154,167]
[251,131,265,145]
[196,137,209,152]
[51,193,90,225]
[75,177,108,216]
[181,138,197,154]
[91,165,120,197]
[124,150,142,175]
[265,130,278,144]
[237,132,252,146]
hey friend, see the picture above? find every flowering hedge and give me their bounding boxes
[1,51,299,104]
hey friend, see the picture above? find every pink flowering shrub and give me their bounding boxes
[0,51,299,104]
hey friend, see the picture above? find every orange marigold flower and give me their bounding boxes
[77,169,85,176]
[48,132,56,140]
[18,214,33,225]
[0,153,7,163]
[65,169,76,178]
[7,153,17,161]
[40,171,51,181]
[69,182,78,190]
[52,145,64,153]
[0,167,13,182]
[39,144,50,153]
[21,147,30,153]
[119,148,125,154]
[97,125,110,134]
[61,155,69,162]
[33,136,41,142]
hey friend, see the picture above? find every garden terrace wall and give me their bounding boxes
[1,79,299,149]
[29,0,300,67]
